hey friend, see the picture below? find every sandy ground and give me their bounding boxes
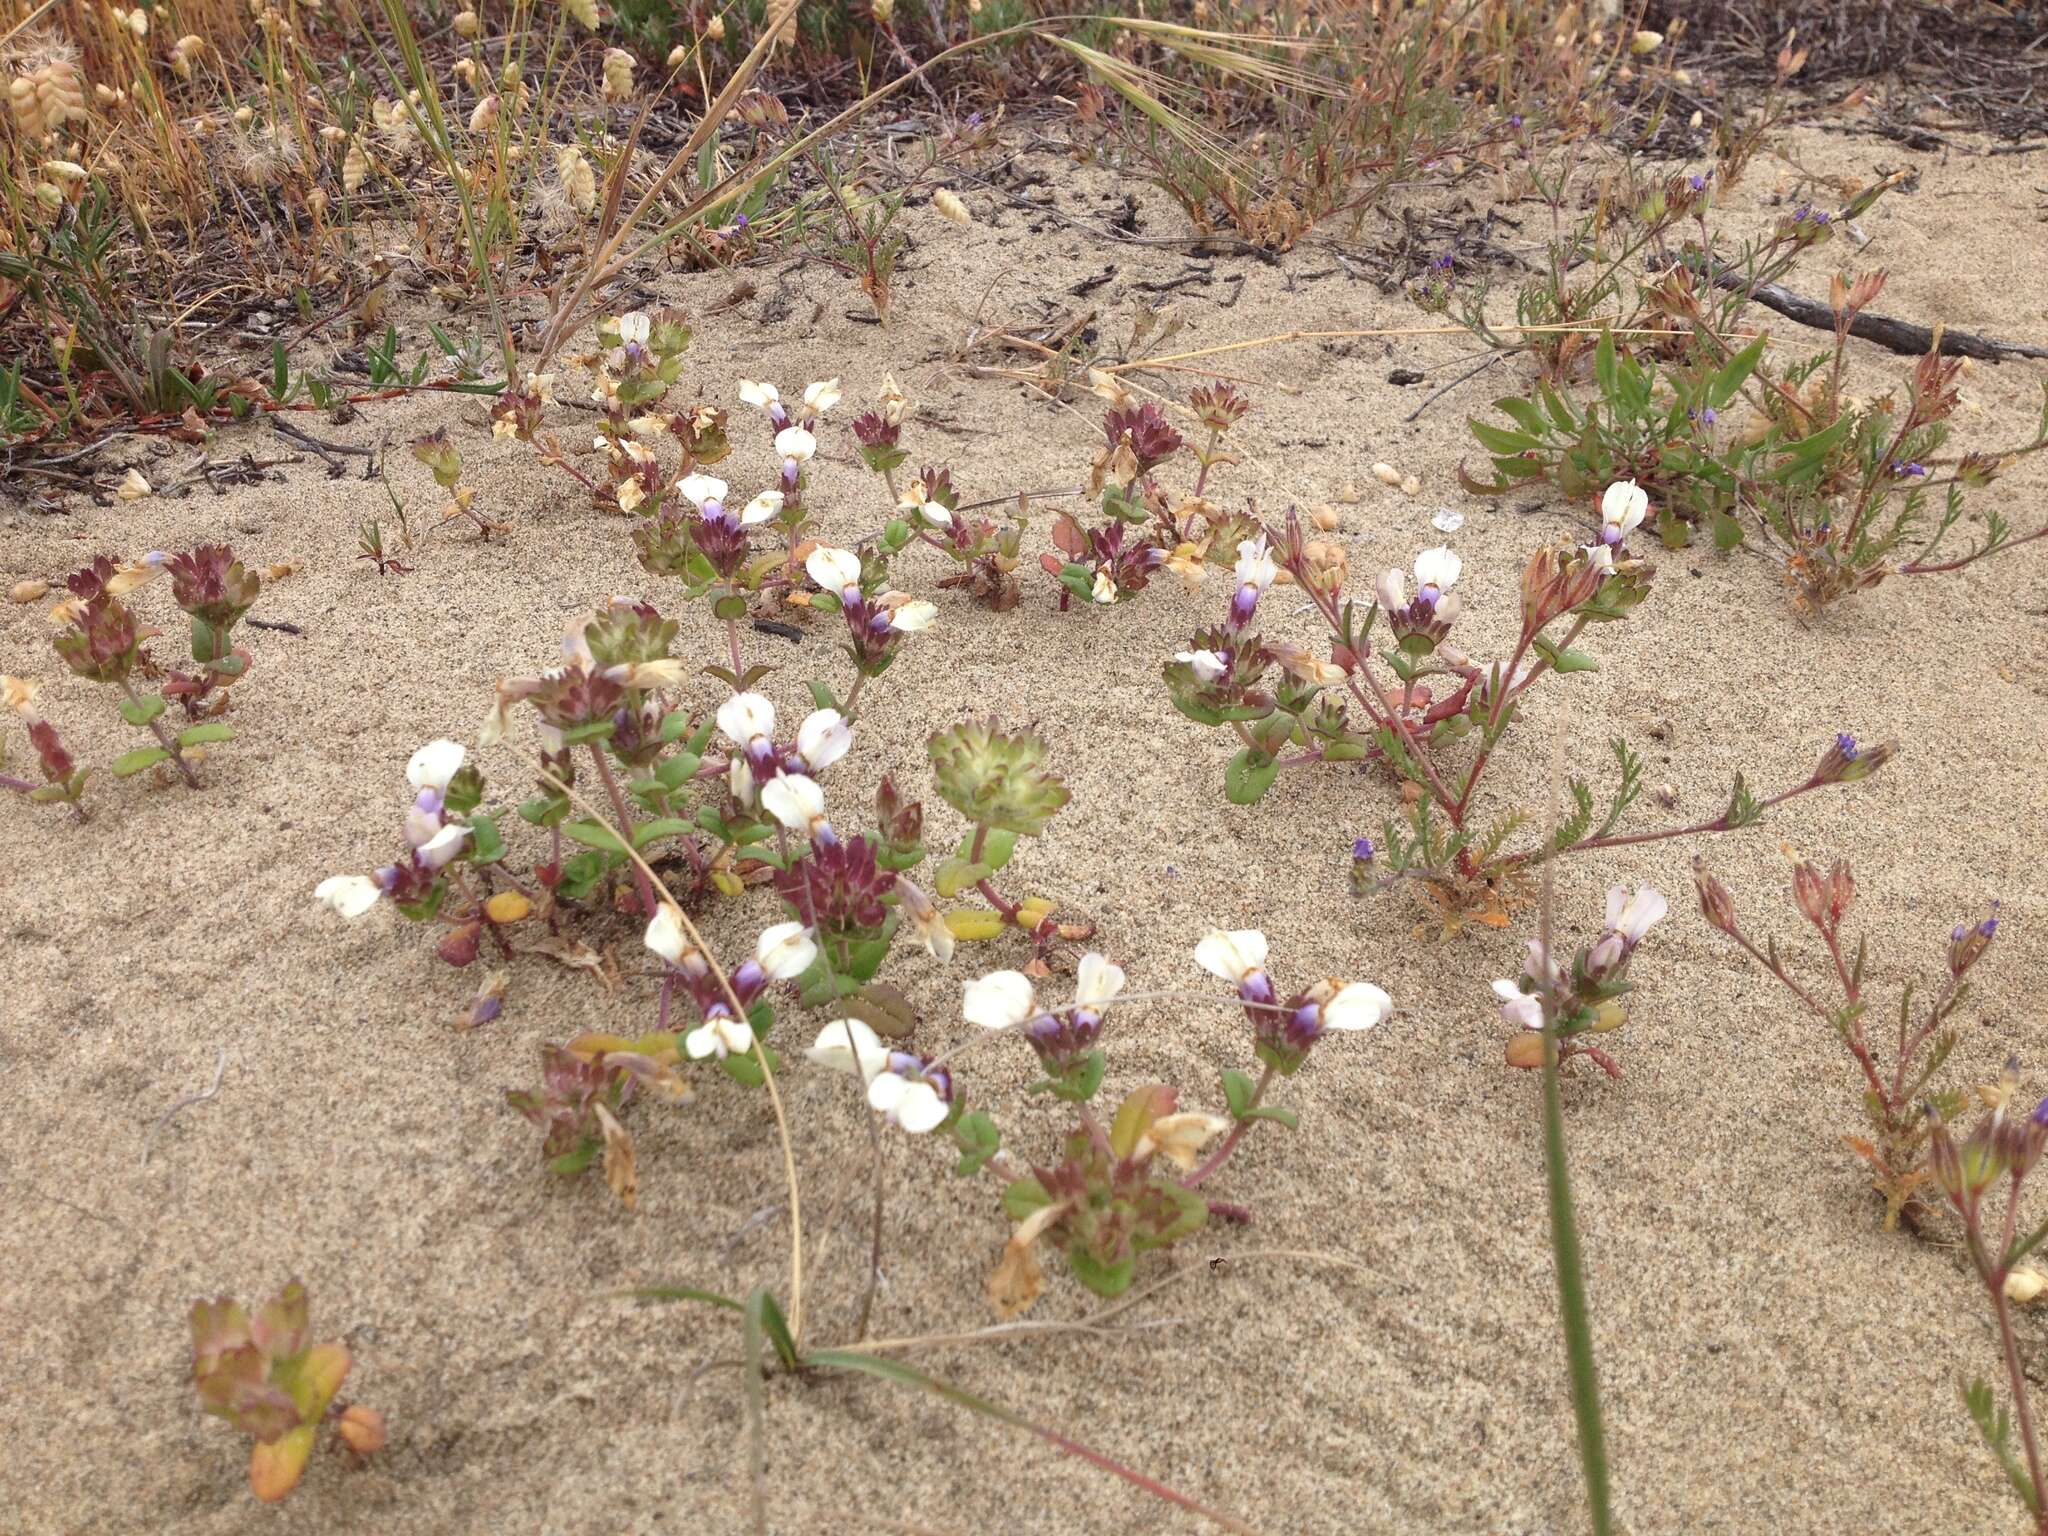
[4,118,2048,1535]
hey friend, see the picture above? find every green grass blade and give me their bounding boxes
[802,1349,1263,1535]
[1541,1025,1615,1534]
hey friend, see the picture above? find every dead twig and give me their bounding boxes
[1681,252,2048,362]
[141,1048,229,1167]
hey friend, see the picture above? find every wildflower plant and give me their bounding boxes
[1926,1081,2048,1525]
[45,548,258,790]
[1693,855,2003,1227]
[190,1280,379,1503]
[926,718,1077,948]
[1165,510,1891,932]
[806,929,1392,1311]
[1494,885,1666,1077]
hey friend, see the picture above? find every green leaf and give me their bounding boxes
[658,710,698,743]
[606,1283,745,1312]
[632,816,694,849]
[1471,419,1540,456]
[935,856,993,898]
[1067,1246,1137,1298]
[547,1142,600,1176]
[746,1287,800,1372]
[1221,1068,1258,1119]
[1710,508,1745,551]
[560,720,617,745]
[1245,1104,1300,1129]
[1002,1177,1053,1223]
[1224,748,1281,805]
[1706,336,1765,409]
[952,1111,1001,1177]
[977,828,1019,871]
[466,812,506,864]
[561,818,629,855]
[110,746,171,777]
[1594,327,1619,399]
[176,722,235,748]
[118,694,166,727]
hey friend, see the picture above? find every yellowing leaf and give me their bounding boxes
[988,1236,1045,1320]
[944,909,1005,941]
[249,1425,315,1503]
[485,890,532,924]
[594,1102,636,1209]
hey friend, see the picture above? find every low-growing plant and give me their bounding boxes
[1693,855,2003,1228]
[190,1279,383,1503]
[1165,510,1890,933]
[1927,1084,2048,1528]
[1463,329,2048,611]
[38,546,260,791]
[801,925,1390,1312]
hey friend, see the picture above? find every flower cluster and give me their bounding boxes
[1493,885,1666,1076]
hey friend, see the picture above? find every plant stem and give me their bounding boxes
[587,743,655,916]
[120,680,198,787]
[1184,1065,1273,1188]
[1992,1270,2048,1523]
[1541,1006,1615,1535]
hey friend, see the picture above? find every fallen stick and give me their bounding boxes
[1682,253,2048,362]
[140,1048,228,1166]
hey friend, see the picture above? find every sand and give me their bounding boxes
[4,118,2047,1535]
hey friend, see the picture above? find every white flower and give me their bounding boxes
[963,970,1036,1029]
[728,756,756,808]
[1583,543,1616,573]
[1195,929,1268,985]
[757,921,818,980]
[676,472,728,508]
[774,426,817,464]
[1091,569,1118,605]
[889,600,938,632]
[1375,567,1406,611]
[1235,537,1277,592]
[615,312,650,346]
[869,1068,949,1133]
[1600,480,1649,538]
[1413,546,1461,594]
[716,691,776,748]
[801,378,842,415]
[900,482,951,526]
[685,1013,756,1060]
[1604,884,1668,944]
[416,823,471,870]
[1493,977,1544,1031]
[644,902,688,963]
[896,878,954,963]
[1175,649,1227,684]
[808,1018,890,1081]
[739,379,781,411]
[739,491,785,524]
[1321,981,1391,1031]
[797,709,852,772]
[1075,952,1126,1011]
[315,874,382,919]
[805,545,862,592]
[760,772,827,836]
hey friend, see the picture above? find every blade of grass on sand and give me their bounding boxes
[802,1349,1266,1536]
[1538,734,1615,1535]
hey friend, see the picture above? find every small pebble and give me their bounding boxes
[1310,505,1342,531]
[1371,462,1402,487]
[9,579,49,604]
[1400,474,1421,496]
[1336,482,1361,504]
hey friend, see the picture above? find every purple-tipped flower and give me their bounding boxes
[1948,901,2001,978]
